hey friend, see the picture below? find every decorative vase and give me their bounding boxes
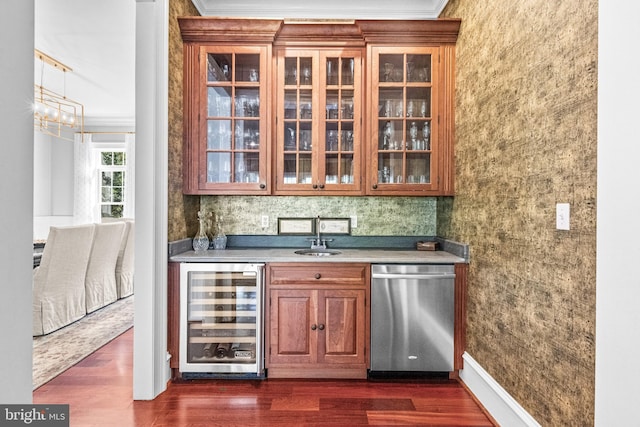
[192,210,210,253]
[212,215,227,250]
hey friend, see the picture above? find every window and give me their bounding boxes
[100,151,127,219]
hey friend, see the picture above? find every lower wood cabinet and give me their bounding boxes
[266,263,370,379]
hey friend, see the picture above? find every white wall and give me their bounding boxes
[33,134,74,217]
[595,1,640,425]
[0,0,35,404]
[33,132,52,216]
[51,139,74,215]
[33,133,75,240]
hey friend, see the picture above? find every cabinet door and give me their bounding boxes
[318,289,366,365]
[185,45,270,194]
[269,288,318,365]
[367,46,445,195]
[275,49,363,195]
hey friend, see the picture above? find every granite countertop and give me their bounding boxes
[170,247,466,264]
[169,235,469,264]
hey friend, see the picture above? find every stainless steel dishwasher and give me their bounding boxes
[370,264,455,374]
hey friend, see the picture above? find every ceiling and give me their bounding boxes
[35,0,136,127]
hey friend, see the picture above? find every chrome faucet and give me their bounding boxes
[309,216,332,249]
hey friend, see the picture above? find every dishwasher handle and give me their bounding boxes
[371,273,456,280]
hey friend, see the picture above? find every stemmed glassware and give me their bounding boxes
[384,63,394,82]
[406,62,415,82]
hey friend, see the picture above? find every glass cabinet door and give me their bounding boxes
[275,49,362,194]
[203,47,268,192]
[370,47,438,192]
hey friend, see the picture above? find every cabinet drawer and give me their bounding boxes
[268,263,368,286]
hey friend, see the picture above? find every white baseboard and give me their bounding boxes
[460,352,541,427]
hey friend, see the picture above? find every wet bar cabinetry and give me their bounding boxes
[266,263,370,379]
[179,18,460,196]
[179,19,281,195]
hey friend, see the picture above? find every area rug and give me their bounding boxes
[32,295,134,390]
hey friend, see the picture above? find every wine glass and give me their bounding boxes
[383,63,394,82]
[406,62,415,82]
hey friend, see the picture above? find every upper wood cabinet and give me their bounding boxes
[179,19,281,195]
[274,48,364,195]
[179,18,460,196]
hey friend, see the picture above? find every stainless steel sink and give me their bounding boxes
[294,249,342,256]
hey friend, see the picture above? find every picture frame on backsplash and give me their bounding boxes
[318,218,351,235]
[277,217,315,235]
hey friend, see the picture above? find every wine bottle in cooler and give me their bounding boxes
[203,343,214,358]
[215,343,231,359]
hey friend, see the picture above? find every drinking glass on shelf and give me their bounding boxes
[395,100,403,117]
[406,100,414,118]
[249,68,259,82]
[384,99,393,117]
[406,62,415,82]
[301,66,311,85]
[383,63,394,82]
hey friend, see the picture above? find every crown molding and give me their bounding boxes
[190,0,448,20]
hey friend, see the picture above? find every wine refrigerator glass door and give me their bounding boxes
[179,263,265,376]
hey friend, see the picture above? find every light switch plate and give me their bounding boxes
[556,203,570,230]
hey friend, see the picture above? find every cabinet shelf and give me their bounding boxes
[191,323,257,330]
[189,336,256,344]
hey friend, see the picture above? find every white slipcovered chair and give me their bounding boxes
[85,222,126,313]
[33,224,96,336]
[115,220,134,298]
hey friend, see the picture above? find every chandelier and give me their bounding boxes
[34,49,84,141]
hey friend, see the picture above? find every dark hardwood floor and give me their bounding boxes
[33,329,495,426]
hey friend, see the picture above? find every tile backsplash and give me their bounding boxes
[200,195,437,236]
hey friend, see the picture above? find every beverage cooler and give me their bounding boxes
[180,263,265,378]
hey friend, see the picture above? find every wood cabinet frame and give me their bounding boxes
[265,262,370,379]
[179,18,460,196]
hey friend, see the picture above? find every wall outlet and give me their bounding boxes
[350,215,358,228]
[556,203,570,230]
[261,215,269,228]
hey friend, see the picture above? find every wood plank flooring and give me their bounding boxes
[33,329,495,426]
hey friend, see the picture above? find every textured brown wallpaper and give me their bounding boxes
[168,0,199,241]
[440,1,597,425]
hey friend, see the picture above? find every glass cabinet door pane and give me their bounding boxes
[300,58,312,85]
[207,152,231,183]
[234,120,260,150]
[407,153,431,184]
[406,87,431,118]
[235,88,259,118]
[207,54,231,82]
[235,153,260,183]
[407,54,431,82]
[208,87,231,117]
[377,153,404,184]
[379,54,403,83]
[326,58,339,85]
[378,88,404,118]
[339,154,354,184]
[208,120,231,150]
[341,58,355,85]
[299,122,312,151]
[235,54,260,82]
[298,153,312,183]
[284,90,297,119]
